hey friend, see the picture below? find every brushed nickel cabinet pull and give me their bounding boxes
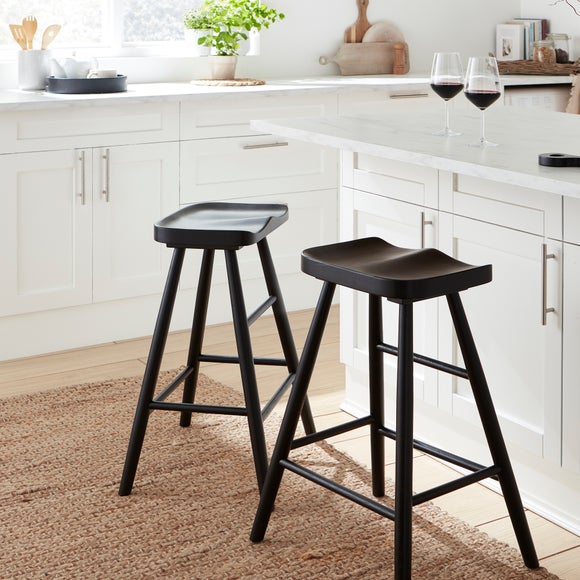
[78,151,86,205]
[542,243,556,326]
[420,211,433,249]
[102,148,111,202]
[242,141,289,150]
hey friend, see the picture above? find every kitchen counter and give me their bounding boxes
[251,99,580,199]
[0,73,570,111]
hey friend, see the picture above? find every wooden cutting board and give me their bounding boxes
[344,0,371,43]
[320,42,396,75]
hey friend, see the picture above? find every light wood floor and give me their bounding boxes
[1,306,579,578]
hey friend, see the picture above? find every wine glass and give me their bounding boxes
[430,52,464,136]
[464,56,502,147]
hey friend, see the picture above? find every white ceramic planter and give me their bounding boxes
[184,28,212,57]
[208,55,238,80]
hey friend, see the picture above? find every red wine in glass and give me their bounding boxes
[430,52,464,136]
[464,56,502,147]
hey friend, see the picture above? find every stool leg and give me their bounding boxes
[394,301,414,580]
[368,294,385,497]
[119,248,185,496]
[225,249,269,490]
[257,238,316,435]
[251,281,336,543]
[180,249,215,427]
[446,292,539,569]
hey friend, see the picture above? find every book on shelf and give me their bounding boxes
[496,17,548,60]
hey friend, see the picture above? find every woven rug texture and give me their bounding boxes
[0,370,559,579]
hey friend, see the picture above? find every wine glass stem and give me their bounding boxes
[444,100,450,133]
[480,110,486,144]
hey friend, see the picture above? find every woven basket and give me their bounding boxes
[498,60,580,75]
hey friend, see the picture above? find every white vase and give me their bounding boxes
[208,55,238,80]
[184,28,211,57]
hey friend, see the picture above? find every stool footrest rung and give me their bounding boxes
[261,373,295,421]
[412,465,501,506]
[149,401,248,415]
[198,354,286,367]
[248,296,277,326]
[291,416,374,450]
[378,425,494,478]
[280,459,395,520]
[377,342,469,379]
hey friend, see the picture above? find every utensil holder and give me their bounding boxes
[18,50,51,90]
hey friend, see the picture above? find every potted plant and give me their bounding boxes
[183,5,213,57]
[194,0,285,80]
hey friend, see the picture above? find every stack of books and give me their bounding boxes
[495,18,548,61]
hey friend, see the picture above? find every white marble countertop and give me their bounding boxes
[0,74,570,112]
[250,99,580,199]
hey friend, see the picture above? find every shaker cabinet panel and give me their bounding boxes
[0,150,92,316]
[438,213,562,464]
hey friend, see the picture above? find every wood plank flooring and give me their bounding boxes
[1,306,578,578]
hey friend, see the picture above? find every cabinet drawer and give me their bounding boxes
[349,154,438,208]
[440,173,562,239]
[180,135,337,204]
[180,94,338,140]
[0,103,179,153]
[338,86,433,116]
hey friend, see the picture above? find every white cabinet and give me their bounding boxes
[0,143,178,317]
[438,213,562,464]
[92,143,178,302]
[0,150,91,316]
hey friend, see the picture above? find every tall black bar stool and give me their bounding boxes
[119,202,315,496]
[251,237,539,579]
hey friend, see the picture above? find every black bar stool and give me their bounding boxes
[250,237,539,579]
[119,202,316,496]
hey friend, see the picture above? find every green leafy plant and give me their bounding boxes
[183,5,213,30]
[191,0,285,56]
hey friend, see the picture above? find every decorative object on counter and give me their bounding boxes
[464,56,502,147]
[533,39,557,63]
[183,4,213,57]
[344,0,371,43]
[188,0,284,80]
[362,19,404,43]
[18,49,51,90]
[46,75,127,94]
[547,32,572,63]
[497,59,580,74]
[190,77,265,86]
[430,52,464,137]
[539,152,580,166]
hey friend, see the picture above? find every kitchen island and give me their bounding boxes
[250,102,580,535]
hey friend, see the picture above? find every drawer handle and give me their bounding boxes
[242,141,289,150]
[420,211,433,249]
[542,243,556,326]
[102,148,110,202]
[78,150,86,205]
[389,93,429,99]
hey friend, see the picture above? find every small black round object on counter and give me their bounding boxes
[538,153,580,167]
[46,75,127,94]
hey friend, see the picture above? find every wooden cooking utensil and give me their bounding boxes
[22,15,38,50]
[41,24,62,49]
[344,0,371,43]
[9,24,28,50]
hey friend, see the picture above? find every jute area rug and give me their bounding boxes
[1,370,558,579]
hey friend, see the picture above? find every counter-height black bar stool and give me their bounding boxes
[250,237,539,579]
[119,202,315,496]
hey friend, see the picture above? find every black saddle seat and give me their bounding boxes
[302,237,492,301]
[155,202,288,249]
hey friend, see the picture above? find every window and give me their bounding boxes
[1,0,199,51]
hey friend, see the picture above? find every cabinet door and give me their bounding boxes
[438,213,562,464]
[0,149,92,316]
[92,142,179,302]
[563,242,580,472]
[340,187,438,419]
